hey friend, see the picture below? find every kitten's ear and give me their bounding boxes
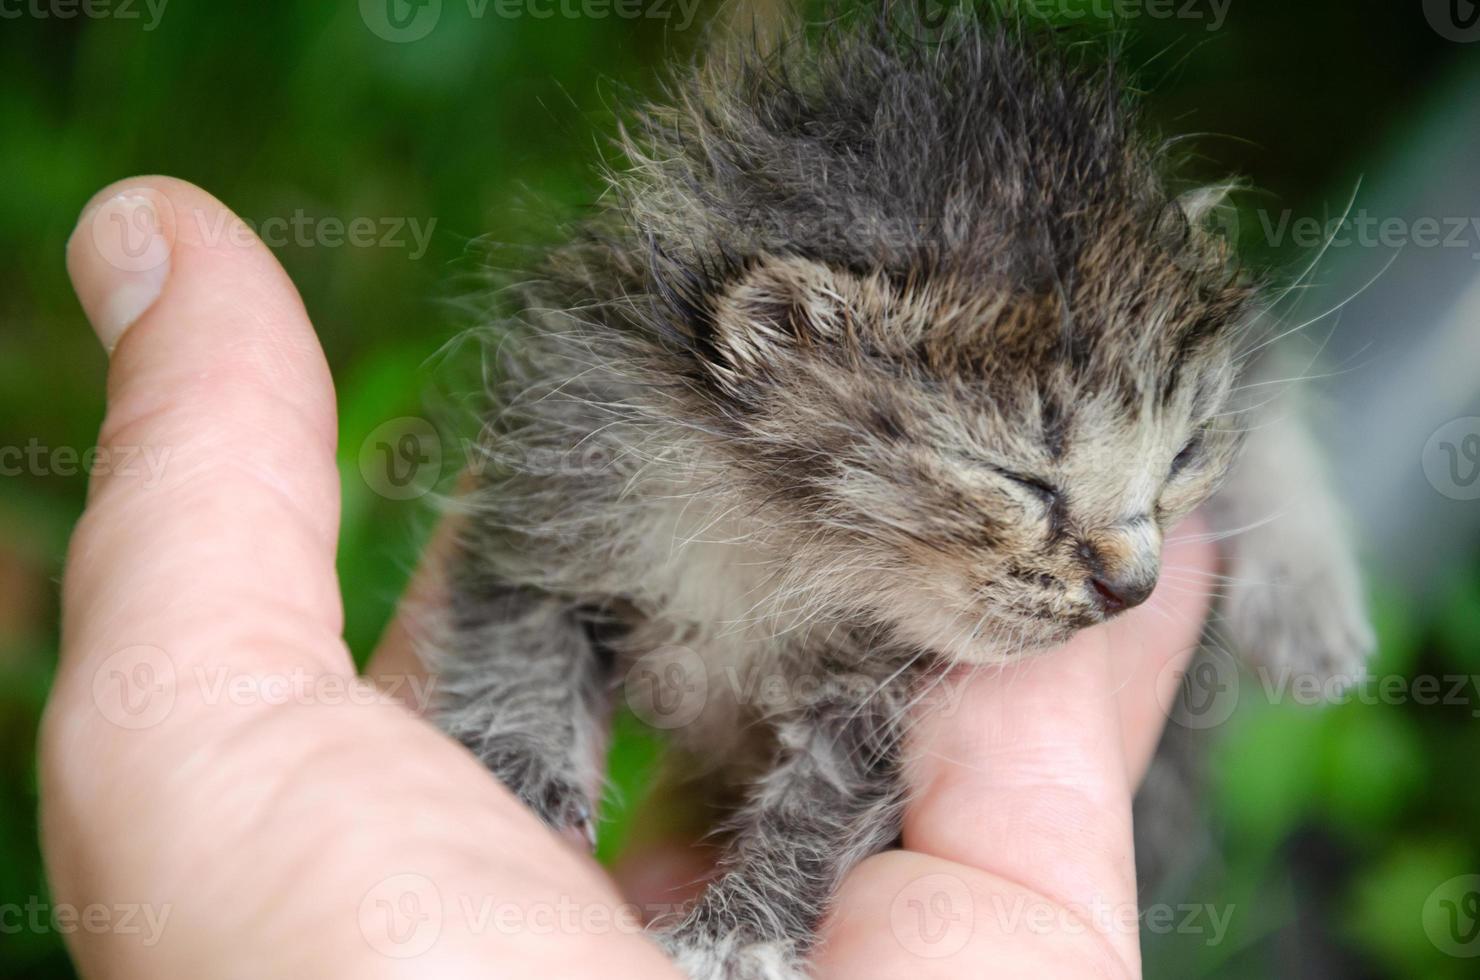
[1156,184,1241,273]
[708,255,860,373]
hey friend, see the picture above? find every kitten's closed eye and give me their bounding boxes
[991,465,1061,506]
[990,465,1070,537]
[1169,433,1204,478]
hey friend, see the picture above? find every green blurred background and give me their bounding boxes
[2,2,1478,977]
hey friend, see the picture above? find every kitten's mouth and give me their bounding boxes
[967,600,1119,651]
[903,588,1123,662]
[1005,600,1104,632]
[979,606,1099,649]
[1061,610,1109,631]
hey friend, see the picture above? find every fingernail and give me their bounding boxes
[67,188,176,352]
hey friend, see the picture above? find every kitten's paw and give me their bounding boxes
[471,736,598,851]
[656,932,808,980]
[1224,533,1375,693]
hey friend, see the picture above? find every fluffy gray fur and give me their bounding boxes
[427,5,1373,977]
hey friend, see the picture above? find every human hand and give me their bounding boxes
[43,176,1214,979]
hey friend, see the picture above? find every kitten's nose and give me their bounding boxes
[1088,572,1156,615]
[1078,523,1161,617]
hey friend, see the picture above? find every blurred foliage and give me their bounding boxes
[0,2,1475,978]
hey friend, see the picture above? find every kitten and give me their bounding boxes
[427,7,1373,978]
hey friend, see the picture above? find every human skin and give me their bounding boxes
[41,175,1216,979]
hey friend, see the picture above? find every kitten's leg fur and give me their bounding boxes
[1211,365,1375,684]
[656,685,910,980]
[431,567,614,846]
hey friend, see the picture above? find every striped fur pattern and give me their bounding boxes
[427,6,1372,977]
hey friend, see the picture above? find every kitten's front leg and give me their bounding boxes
[430,562,617,847]
[1211,393,1374,686]
[655,673,912,980]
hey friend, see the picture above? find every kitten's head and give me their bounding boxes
[689,218,1253,660]
[613,10,1259,658]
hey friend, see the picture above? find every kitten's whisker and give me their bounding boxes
[1165,512,1283,545]
[1238,247,1398,365]
[1257,177,1363,317]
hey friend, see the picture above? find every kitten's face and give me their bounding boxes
[701,251,1251,662]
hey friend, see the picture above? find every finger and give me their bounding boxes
[46,177,679,980]
[363,469,481,710]
[1113,514,1218,781]
[364,524,449,715]
[890,515,1216,974]
[609,839,716,917]
[900,627,1145,972]
[618,520,1215,975]
[817,850,1134,978]
[61,177,347,687]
